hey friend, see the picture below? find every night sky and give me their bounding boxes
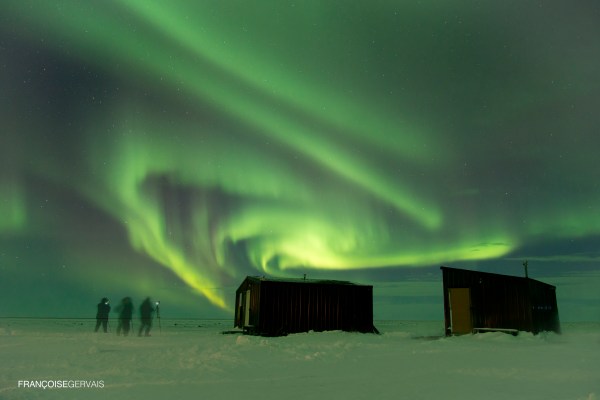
[1,1,599,321]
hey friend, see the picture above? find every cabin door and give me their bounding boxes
[244,289,251,327]
[449,288,472,334]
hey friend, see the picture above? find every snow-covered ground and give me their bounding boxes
[1,319,598,400]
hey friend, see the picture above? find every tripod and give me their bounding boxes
[156,303,162,334]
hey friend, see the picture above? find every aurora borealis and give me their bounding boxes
[1,1,599,320]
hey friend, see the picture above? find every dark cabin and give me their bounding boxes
[234,276,376,336]
[441,266,560,335]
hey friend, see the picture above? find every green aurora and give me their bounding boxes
[1,1,599,319]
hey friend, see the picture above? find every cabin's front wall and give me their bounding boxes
[444,268,533,333]
[234,278,262,331]
[442,267,560,335]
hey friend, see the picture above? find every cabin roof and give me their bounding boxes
[440,266,556,289]
[242,275,369,286]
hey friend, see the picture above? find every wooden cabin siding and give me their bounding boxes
[235,276,374,336]
[529,281,561,333]
[441,266,560,335]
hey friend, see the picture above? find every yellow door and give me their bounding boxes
[244,289,251,327]
[449,288,472,334]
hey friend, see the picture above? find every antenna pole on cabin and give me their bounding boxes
[523,260,529,279]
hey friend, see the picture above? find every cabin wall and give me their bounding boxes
[257,281,373,336]
[529,283,561,333]
[234,278,262,330]
[443,268,532,332]
[441,267,560,334]
[234,282,245,329]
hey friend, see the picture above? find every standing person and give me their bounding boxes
[138,297,155,337]
[94,297,111,333]
[115,297,133,336]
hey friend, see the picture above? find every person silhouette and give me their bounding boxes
[115,297,133,336]
[138,297,155,337]
[94,297,111,333]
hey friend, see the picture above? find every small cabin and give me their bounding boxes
[441,266,560,335]
[234,276,376,336]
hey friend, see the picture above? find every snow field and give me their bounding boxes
[0,320,598,400]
